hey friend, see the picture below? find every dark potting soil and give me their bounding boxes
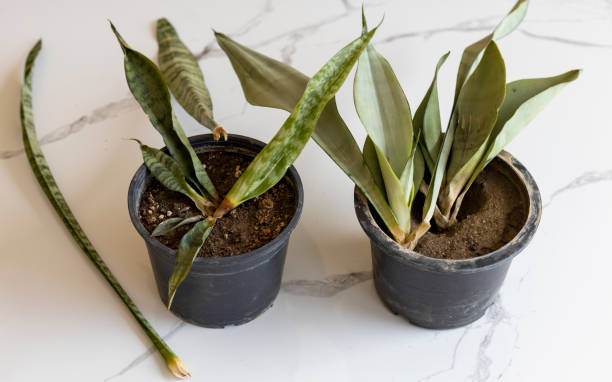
[138,151,296,258]
[414,162,528,260]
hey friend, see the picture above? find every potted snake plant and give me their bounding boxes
[114,19,379,327]
[213,0,579,328]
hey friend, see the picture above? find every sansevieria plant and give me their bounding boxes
[110,18,380,306]
[215,0,579,250]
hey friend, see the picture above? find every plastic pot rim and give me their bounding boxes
[127,133,304,275]
[354,150,542,274]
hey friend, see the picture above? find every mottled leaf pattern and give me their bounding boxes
[157,18,227,140]
[168,218,215,308]
[215,32,403,241]
[110,22,217,200]
[152,215,203,236]
[214,26,381,219]
[172,113,218,199]
[440,42,506,216]
[20,40,190,379]
[135,140,212,214]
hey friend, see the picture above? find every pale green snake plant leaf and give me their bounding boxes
[353,46,415,232]
[133,140,212,214]
[110,22,218,200]
[213,25,384,225]
[20,40,190,379]
[453,0,528,104]
[353,11,424,236]
[168,218,215,308]
[215,30,404,242]
[408,0,528,246]
[439,41,506,218]
[353,41,413,177]
[362,137,385,193]
[448,69,580,222]
[413,52,449,173]
[409,42,505,247]
[157,18,227,140]
[152,216,204,237]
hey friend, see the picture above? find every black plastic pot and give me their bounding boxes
[354,152,541,329]
[128,134,303,328]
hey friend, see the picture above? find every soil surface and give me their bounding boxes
[414,163,527,260]
[138,150,296,258]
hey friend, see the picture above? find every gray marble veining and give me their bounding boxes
[281,271,372,297]
[0,97,137,159]
[544,169,612,207]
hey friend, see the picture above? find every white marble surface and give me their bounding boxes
[1,0,611,381]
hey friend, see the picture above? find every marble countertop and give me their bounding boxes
[2,0,611,381]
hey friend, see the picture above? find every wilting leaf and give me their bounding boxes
[362,137,385,193]
[157,18,227,140]
[448,69,580,221]
[440,41,506,216]
[168,218,215,307]
[354,43,413,176]
[214,26,380,219]
[134,140,212,214]
[20,40,190,378]
[413,52,449,172]
[152,215,204,236]
[453,0,528,103]
[110,22,217,200]
[215,32,404,241]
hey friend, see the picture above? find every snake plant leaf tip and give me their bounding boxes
[111,21,218,202]
[21,39,190,379]
[156,17,228,141]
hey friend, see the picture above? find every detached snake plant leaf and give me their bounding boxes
[20,40,190,379]
[152,215,204,237]
[157,18,227,140]
[215,31,404,241]
[110,22,218,200]
[213,26,384,221]
[133,140,213,214]
[168,218,215,308]
[453,0,528,103]
[447,69,580,222]
[413,52,449,173]
[439,41,506,218]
